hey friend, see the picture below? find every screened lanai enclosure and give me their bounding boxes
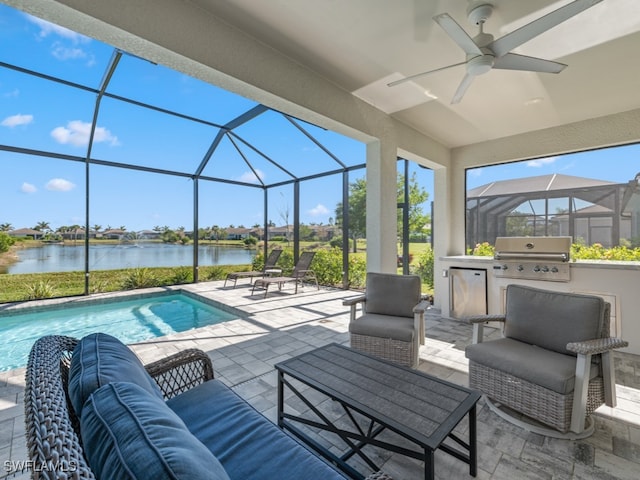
[466,173,640,249]
[0,6,368,301]
[0,5,435,303]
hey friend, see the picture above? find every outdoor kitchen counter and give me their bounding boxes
[437,256,639,355]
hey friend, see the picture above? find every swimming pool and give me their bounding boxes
[0,292,239,372]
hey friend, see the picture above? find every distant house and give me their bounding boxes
[139,230,162,240]
[225,227,251,240]
[7,228,44,240]
[102,229,126,239]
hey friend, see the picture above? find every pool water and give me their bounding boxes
[0,293,238,372]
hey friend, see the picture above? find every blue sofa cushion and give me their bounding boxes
[68,332,163,415]
[167,379,347,480]
[81,382,230,480]
[466,337,599,394]
[503,285,607,356]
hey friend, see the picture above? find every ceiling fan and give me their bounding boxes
[389,0,603,104]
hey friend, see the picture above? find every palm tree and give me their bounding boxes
[0,223,13,231]
[34,221,50,232]
[93,224,102,233]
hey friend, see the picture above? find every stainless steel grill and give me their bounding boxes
[492,236,571,282]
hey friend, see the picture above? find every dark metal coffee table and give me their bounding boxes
[276,343,480,480]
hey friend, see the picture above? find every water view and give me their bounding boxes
[4,244,256,274]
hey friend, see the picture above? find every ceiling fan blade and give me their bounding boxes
[494,53,566,73]
[434,13,483,56]
[491,0,603,57]
[451,73,475,104]
[387,61,467,87]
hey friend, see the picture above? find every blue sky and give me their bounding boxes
[1,4,638,233]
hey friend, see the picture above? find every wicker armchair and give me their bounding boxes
[344,272,429,368]
[465,285,628,438]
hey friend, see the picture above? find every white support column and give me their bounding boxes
[366,139,398,273]
[432,160,465,313]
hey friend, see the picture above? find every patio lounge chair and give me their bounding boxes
[251,251,319,298]
[343,272,429,368]
[224,248,283,288]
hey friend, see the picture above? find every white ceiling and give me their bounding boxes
[189,0,640,149]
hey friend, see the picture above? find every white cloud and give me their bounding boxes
[527,156,557,168]
[308,204,329,217]
[46,178,76,192]
[51,120,119,147]
[26,15,89,44]
[237,169,265,184]
[3,89,20,98]
[52,43,86,61]
[468,168,484,177]
[21,182,37,194]
[2,114,33,127]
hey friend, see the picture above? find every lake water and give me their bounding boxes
[5,243,256,274]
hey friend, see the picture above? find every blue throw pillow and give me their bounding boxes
[68,332,163,415]
[81,382,230,480]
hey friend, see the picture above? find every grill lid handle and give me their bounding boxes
[494,252,569,262]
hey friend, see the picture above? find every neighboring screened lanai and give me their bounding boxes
[466,173,638,249]
[0,6,370,296]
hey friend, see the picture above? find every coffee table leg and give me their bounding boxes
[424,448,435,480]
[469,404,477,477]
[277,370,284,427]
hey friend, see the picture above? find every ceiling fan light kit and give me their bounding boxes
[389,0,603,104]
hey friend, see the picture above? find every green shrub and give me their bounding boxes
[0,232,15,254]
[170,267,193,284]
[243,236,257,246]
[414,245,435,289]
[121,267,159,289]
[25,280,56,300]
[202,266,226,281]
[329,236,354,250]
[468,242,495,256]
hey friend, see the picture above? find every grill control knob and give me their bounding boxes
[533,265,541,272]
[542,266,549,273]
[551,266,559,273]
[501,264,508,270]
[517,265,524,272]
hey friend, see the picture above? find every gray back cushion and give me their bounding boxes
[504,284,607,355]
[365,272,421,318]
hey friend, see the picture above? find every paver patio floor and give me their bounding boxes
[1,280,639,479]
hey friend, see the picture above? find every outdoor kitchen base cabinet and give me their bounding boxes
[449,267,487,319]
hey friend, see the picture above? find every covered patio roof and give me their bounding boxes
[5,0,640,303]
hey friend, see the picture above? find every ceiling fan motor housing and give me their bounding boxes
[467,2,493,25]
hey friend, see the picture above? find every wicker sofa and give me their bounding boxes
[24,334,392,480]
[465,285,628,438]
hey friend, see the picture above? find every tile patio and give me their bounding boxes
[1,280,639,479]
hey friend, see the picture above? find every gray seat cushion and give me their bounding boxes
[167,379,347,480]
[503,284,607,356]
[364,272,421,318]
[68,333,163,415]
[349,313,415,342]
[81,382,229,480]
[466,337,599,395]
